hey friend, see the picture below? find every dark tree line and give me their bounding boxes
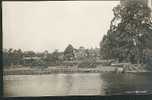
[3,43,100,68]
[1,44,84,66]
[3,49,24,66]
[3,48,63,66]
[100,0,152,64]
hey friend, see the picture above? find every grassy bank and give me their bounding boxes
[4,64,151,75]
[3,66,117,75]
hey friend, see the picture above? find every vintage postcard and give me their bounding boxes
[2,0,152,97]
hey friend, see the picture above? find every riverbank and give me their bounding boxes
[3,65,152,75]
[3,66,117,75]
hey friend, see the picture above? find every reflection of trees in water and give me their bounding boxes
[63,74,73,94]
[4,73,152,96]
[100,73,152,95]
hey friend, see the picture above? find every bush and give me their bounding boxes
[78,59,97,68]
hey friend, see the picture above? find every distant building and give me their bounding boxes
[73,47,100,60]
[22,56,42,66]
[23,56,41,60]
[74,47,87,60]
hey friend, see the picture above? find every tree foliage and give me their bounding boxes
[64,44,75,61]
[100,0,152,64]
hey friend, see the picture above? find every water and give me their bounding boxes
[3,73,152,97]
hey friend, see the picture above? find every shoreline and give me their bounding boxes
[4,69,152,75]
[4,71,152,75]
[3,71,116,75]
[3,65,115,75]
[3,69,116,75]
[3,65,152,75]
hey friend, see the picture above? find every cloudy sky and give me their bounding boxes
[3,1,119,52]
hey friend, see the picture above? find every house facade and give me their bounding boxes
[73,47,100,60]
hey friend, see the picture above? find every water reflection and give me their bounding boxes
[3,73,152,96]
[101,73,152,95]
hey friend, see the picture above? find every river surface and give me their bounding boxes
[3,73,152,97]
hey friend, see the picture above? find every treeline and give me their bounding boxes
[3,48,68,67]
[3,44,100,67]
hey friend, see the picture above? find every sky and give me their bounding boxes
[3,1,119,53]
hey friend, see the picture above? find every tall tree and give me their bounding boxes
[100,0,152,64]
[64,44,75,61]
[51,49,60,64]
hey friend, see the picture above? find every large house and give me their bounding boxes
[73,47,100,60]
[73,47,87,60]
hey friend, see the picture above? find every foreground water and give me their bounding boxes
[3,73,152,97]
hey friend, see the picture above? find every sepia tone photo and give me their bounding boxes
[2,0,152,97]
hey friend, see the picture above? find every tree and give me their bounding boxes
[3,49,9,66]
[100,0,152,64]
[64,44,75,61]
[16,49,23,65]
[7,48,13,65]
[51,49,60,64]
[3,49,24,66]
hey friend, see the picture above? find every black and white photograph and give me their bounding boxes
[2,0,152,97]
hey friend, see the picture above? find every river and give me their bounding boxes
[3,72,152,97]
